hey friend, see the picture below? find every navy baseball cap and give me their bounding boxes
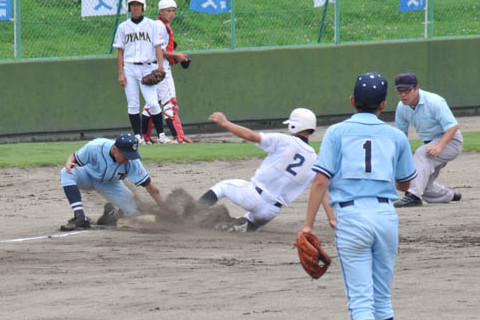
[114,133,140,160]
[353,72,388,106]
[395,72,418,89]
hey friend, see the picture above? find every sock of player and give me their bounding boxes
[165,118,178,138]
[141,114,151,135]
[128,113,142,135]
[199,190,218,206]
[63,185,86,220]
[151,113,165,136]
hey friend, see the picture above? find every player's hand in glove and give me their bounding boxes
[141,69,166,85]
[294,230,331,279]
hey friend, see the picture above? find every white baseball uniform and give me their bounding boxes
[113,17,163,116]
[155,18,177,106]
[211,133,317,228]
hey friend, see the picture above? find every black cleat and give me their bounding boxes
[452,192,461,202]
[60,215,91,231]
[394,192,422,208]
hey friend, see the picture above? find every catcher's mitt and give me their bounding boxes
[141,70,166,85]
[294,231,331,279]
[180,55,191,69]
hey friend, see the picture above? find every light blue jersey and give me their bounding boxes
[60,138,150,215]
[313,111,417,320]
[73,138,149,186]
[314,113,417,204]
[395,89,458,142]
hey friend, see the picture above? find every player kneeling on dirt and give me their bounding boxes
[198,109,334,232]
[59,133,167,231]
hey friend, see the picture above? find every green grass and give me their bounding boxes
[1,132,479,168]
[1,0,478,60]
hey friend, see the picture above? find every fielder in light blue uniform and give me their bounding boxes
[59,133,166,231]
[302,73,417,320]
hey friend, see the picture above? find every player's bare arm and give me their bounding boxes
[209,112,261,143]
[426,125,459,157]
[144,181,168,211]
[302,173,329,233]
[163,51,189,63]
[117,49,126,87]
[65,154,78,174]
[155,46,165,73]
[322,190,336,228]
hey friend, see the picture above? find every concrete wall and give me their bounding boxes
[1,37,479,138]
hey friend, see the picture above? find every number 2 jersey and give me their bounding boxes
[252,133,317,207]
[314,112,417,204]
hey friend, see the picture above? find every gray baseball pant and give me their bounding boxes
[409,130,463,203]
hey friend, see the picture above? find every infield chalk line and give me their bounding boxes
[0,230,89,243]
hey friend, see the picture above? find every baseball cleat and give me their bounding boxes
[157,133,174,144]
[228,217,249,232]
[394,192,422,208]
[60,215,91,231]
[213,217,249,232]
[452,192,461,201]
[135,134,146,145]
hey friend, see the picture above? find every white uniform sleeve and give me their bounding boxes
[112,23,125,49]
[151,20,163,48]
[155,20,168,50]
[256,132,281,154]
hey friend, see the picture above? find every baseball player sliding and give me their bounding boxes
[301,73,417,320]
[142,0,192,144]
[113,0,172,145]
[198,109,334,232]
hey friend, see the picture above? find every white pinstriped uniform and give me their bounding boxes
[113,18,163,115]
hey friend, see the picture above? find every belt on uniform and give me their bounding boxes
[255,186,282,208]
[338,197,389,208]
[133,61,157,65]
[423,140,432,144]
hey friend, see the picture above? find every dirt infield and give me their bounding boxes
[1,116,480,320]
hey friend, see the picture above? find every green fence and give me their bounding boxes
[0,0,479,60]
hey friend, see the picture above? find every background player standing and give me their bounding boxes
[141,0,192,144]
[393,72,463,207]
[301,73,417,320]
[113,0,172,145]
[199,108,334,232]
[59,133,167,231]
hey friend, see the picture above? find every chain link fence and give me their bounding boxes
[0,0,478,61]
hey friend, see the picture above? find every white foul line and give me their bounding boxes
[0,230,89,243]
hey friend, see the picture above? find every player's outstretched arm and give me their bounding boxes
[145,181,166,208]
[209,112,261,143]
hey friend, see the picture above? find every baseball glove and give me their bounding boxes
[180,55,191,69]
[141,70,166,85]
[294,231,331,279]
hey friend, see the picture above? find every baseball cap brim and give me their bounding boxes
[395,83,416,89]
[119,149,140,160]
